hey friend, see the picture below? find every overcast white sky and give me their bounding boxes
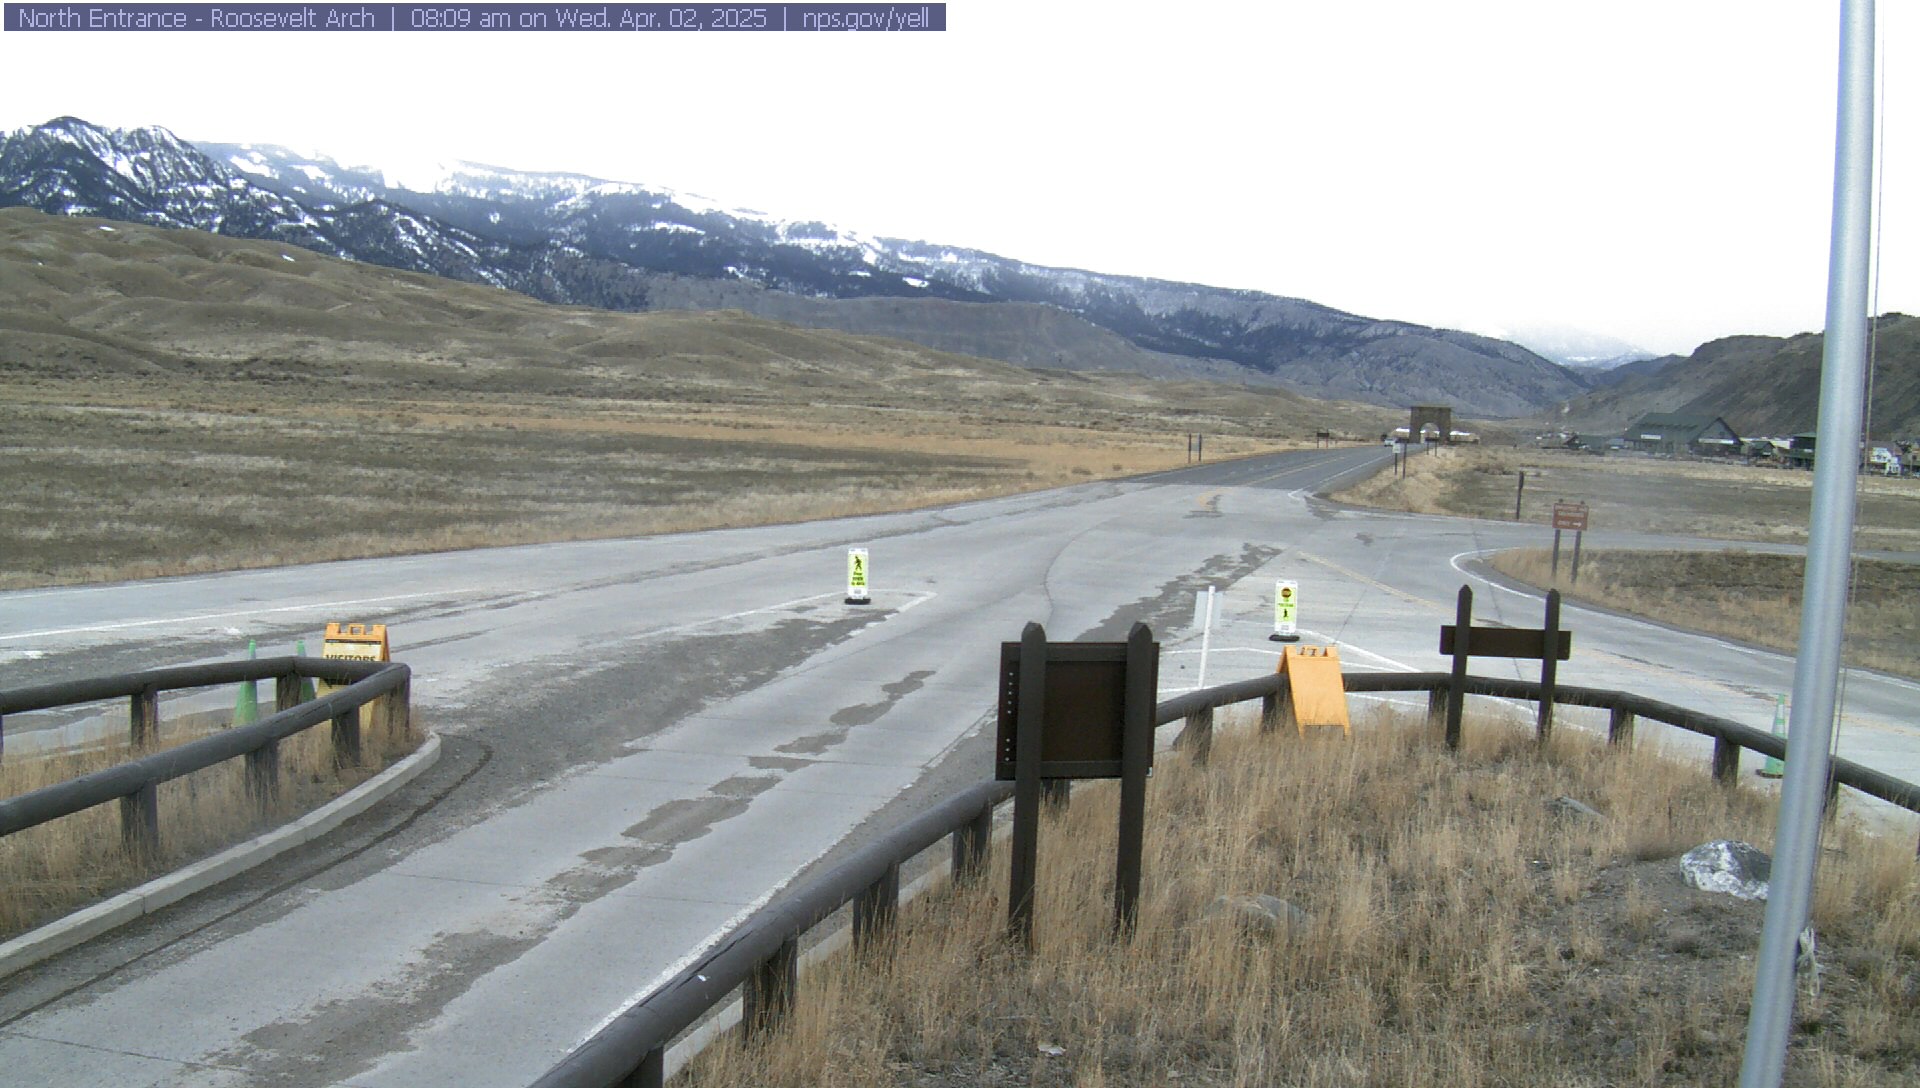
[0,1,1912,356]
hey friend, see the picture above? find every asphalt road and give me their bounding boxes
[2,446,1915,1087]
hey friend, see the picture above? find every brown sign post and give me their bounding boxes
[1438,586,1572,744]
[1550,501,1590,583]
[997,621,1158,944]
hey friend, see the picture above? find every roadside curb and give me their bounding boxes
[0,731,442,981]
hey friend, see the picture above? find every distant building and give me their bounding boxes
[1786,432,1818,468]
[1623,413,1743,457]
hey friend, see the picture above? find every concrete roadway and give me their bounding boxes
[1,447,1915,1087]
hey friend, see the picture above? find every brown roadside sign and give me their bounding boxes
[1440,624,1572,661]
[1551,502,1590,532]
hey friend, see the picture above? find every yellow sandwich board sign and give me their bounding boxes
[846,548,871,604]
[318,623,390,727]
[322,622,389,662]
[1275,645,1350,736]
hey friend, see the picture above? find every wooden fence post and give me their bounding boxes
[1177,708,1213,764]
[120,784,159,863]
[853,862,900,951]
[1713,737,1740,784]
[743,936,798,1038]
[1536,590,1561,743]
[246,742,281,811]
[952,804,991,885]
[275,674,302,713]
[1446,587,1472,750]
[332,708,362,770]
[130,686,159,749]
[1608,706,1637,747]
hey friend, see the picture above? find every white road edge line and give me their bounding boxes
[1448,548,1920,696]
[0,590,457,643]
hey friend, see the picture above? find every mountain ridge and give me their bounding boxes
[2,116,1589,416]
[1543,315,1920,439]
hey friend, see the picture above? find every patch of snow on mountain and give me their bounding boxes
[228,153,273,177]
[662,187,780,225]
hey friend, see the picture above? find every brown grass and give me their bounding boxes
[2,208,1399,588]
[1486,548,1920,682]
[681,710,1920,1087]
[0,387,1321,590]
[1331,446,1920,554]
[0,696,416,940]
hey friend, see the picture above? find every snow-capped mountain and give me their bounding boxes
[1,117,1591,416]
[1488,322,1657,371]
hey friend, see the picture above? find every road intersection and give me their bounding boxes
[2,447,1913,1086]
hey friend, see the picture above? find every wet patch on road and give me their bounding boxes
[623,774,780,842]
[216,925,543,1086]
[539,773,788,904]
[1082,543,1283,640]
[748,754,813,772]
[777,669,935,755]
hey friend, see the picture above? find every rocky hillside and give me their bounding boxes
[0,116,1588,417]
[1547,314,1920,439]
[0,206,1400,438]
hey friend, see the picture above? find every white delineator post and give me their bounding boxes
[1195,586,1217,690]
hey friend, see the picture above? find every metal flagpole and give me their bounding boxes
[1737,2,1876,1084]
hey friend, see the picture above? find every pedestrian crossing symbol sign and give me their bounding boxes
[1271,580,1300,642]
[847,548,871,604]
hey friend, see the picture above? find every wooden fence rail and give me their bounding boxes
[534,667,1920,1088]
[0,657,411,860]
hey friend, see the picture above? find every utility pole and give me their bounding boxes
[1738,3,1875,1085]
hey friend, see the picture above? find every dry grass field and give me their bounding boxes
[0,700,417,939]
[1333,446,1920,680]
[684,712,1920,1087]
[0,390,1285,588]
[0,208,1394,588]
[1488,549,1920,682]
[1332,445,1920,554]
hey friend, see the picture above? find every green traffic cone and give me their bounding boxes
[295,639,318,702]
[1759,695,1786,778]
[234,639,261,727]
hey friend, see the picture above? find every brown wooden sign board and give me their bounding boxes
[1551,502,1590,532]
[1439,625,1572,661]
[996,641,1157,780]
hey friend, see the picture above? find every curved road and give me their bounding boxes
[1,447,1915,1086]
